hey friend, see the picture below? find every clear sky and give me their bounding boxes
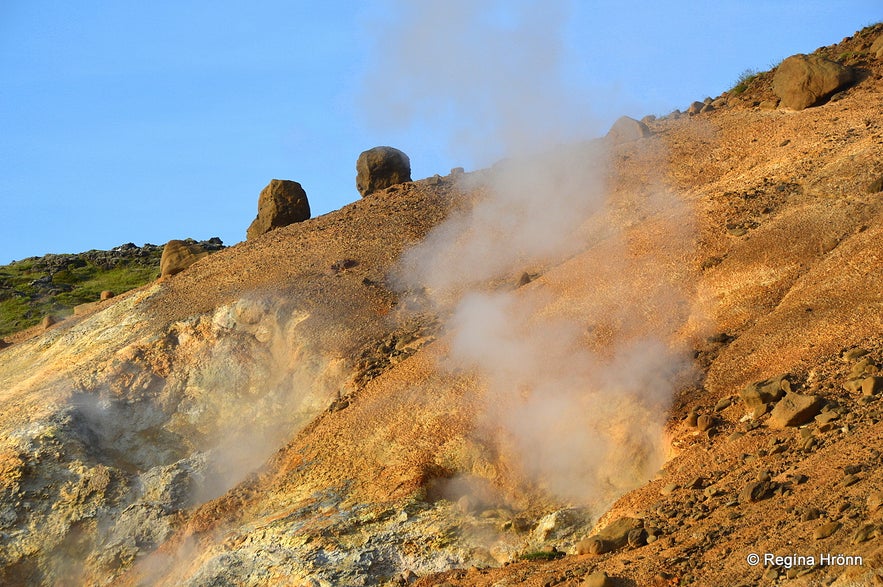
[1,1,879,263]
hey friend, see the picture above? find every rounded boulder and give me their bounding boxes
[772,54,853,110]
[356,146,411,197]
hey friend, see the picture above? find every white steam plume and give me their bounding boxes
[363,0,597,165]
[367,1,699,508]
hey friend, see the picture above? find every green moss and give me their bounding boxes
[520,550,565,561]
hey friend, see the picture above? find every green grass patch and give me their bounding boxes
[0,250,162,338]
[520,550,565,561]
[730,68,759,95]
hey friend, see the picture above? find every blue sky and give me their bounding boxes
[1,1,879,263]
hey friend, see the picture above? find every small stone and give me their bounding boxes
[582,572,613,587]
[740,480,772,503]
[685,409,699,427]
[687,101,705,114]
[843,348,869,361]
[814,521,841,540]
[801,508,822,522]
[842,474,861,487]
[660,483,678,496]
[697,414,715,432]
[862,376,883,396]
[844,464,862,475]
[576,537,608,555]
[852,524,877,544]
[597,517,643,548]
[100,290,115,301]
[714,397,733,412]
[866,492,883,512]
[844,379,863,392]
[627,528,647,548]
[400,569,418,583]
[768,392,822,428]
[686,476,705,490]
[651,573,675,587]
[740,376,788,409]
[578,517,643,556]
[41,315,57,329]
[851,358,873,378]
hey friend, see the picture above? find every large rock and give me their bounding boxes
[768,392,822,428]
[606,116,650,144]
[160,239,209,277]
[246,179,310,240]
[871,34,883,59]
[772,54,854,110]
[576,516,643,555]
[356,146,411,197]
[739,376,789,409]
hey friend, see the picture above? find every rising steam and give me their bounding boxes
[369,0,699,508]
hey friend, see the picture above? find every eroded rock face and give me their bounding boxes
[246,179,311,240]
[0,291,345,586]
[356,146,411,197]
[772,54,854,110]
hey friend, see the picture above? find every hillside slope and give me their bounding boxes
[1,24,882,587]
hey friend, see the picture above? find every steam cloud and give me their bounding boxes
[368,0,699,508]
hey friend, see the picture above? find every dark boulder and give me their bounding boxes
[356,146,411,197]
[246,179,310,240]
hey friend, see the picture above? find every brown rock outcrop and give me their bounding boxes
[772,54,853,110]
[246,179,311,240]
[160,239,209,277]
